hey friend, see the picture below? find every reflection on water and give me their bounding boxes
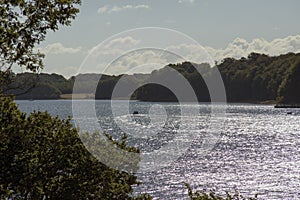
[16,100,300,199]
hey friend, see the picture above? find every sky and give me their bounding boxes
[31,0,300,77]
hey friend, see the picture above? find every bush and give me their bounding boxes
[185,183,257,200]
[0,93,151,199]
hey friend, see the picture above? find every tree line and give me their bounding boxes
[4,52,300,104]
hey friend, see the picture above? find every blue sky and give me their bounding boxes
[34,0,300,77]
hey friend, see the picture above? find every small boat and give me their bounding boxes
[133,111,139,115]
[287,111,293,115]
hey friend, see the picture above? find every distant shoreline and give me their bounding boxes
[60,93,95,99]
[8,52,300,105]
[15,94,278,105]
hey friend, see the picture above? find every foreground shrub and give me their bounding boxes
[186,183,258,200]
[0,93,151,199]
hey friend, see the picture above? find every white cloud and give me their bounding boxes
[98,4,150,14]
[178,0,195,3]
[104,36,140,49]
[106,50,177,74]
[39,43,82,55]
[205,35,300,62]
[83,36,181,74]
[82,35,300,75]
[45,66,78,78]
[87,36,140,56]
[97,5,109,14]
[165,43,212,64]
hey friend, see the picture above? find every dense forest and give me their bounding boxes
[4,52,300,104]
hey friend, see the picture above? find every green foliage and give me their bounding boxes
[216,53,300,102]
[0,0,81,73]
[0,93,151,199]
[185,183,258,200]
[4,73,70,99]
[4,53,300,104]
[136,62,211,102]
[4,73,142,100]
[80,132,141,173]
[137,53,300,103]
[277,58,300,104]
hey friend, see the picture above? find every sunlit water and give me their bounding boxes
[16,100,300,199]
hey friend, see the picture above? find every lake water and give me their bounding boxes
[16,100,300,199]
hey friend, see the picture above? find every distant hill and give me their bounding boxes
[3,52,300,104]
[136,52,300,104]
[3,72,150,100]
